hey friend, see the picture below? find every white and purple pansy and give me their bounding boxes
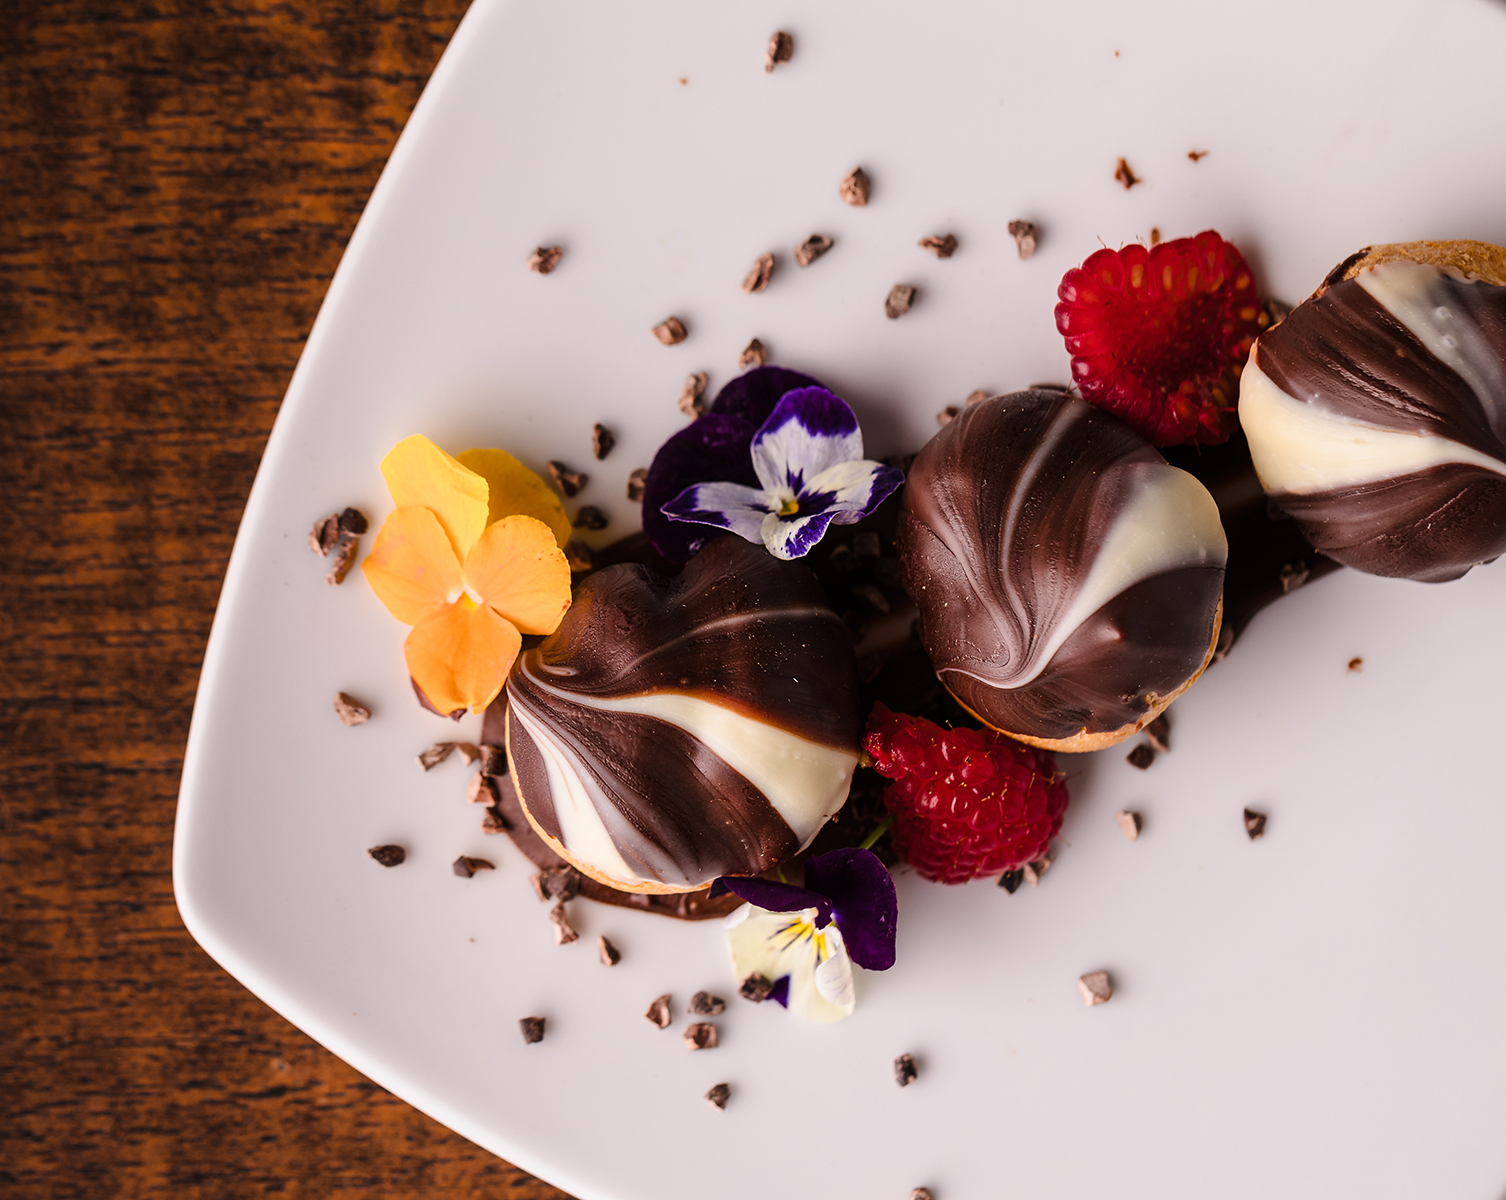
[711,848,898,1023]
[661,387,904,560]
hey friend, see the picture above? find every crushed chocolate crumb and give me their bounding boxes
[528,245,563,274]
[480,806,510,834]
[368,844,405,867]
[764,30,793,72]
[911,1190,934,1200]
[854,531,880,558]
[309,513,341,556]
[918,233,957,258]
[573,505,609,531]
[894,1053,918,1087]
[1114,157,1142,189]
[690,991,726,1016]
[1244,808,1267,841]
[679,371,709,418]
[547,461,586,497]
[467,771,499,805]
[336,508,368,537]
[626,468,648,503]
[417,742,457,771]
[1126,743,1156,770]
[1279,560,1310,593]
[885,283,916,319]
[333,692,371,726]
[738,337,767,369]
[452,855,495,878]
[1188,149,1209,162]
[739,974,774,1003]
[840,166,871,206]
[518,1016,546,1044]
[652,315,688,345]
[794,234,833,268]
[936,406,959,427]
[1143,714,1170,754]
[683,1022,718,1050]
[742,252,775,294]
[1008,219,1038,259]
[998,868,1024,893]
[1023,851,1054,887]
[1262,297,1294,329]
[965,389,988,406]
[705,1082,731,1110]
[591,423,616,460]
[325,536,358,585]
[827,543,859,573]
[454,742,480,765]
[540,865,582,902]
[854,583,891,614]
[478,743,506,775]
[563,541,596,573]
[1079,970,1113,1006]
[528,873,548,902]
[598,935,622,966]
[1149,227,1162,247]
[1117,810,1142,840]
[1348,656,1364,673]
[645,994,673,1029]
[550,900,579,944]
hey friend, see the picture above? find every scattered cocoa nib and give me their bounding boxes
[1023,851,1054,887]
[1007,219,1038,259]
[480,806,510,834]
[652,315,688,345]
[827,543,859,573]
[912,1190,934,1200]
[690,991,726,1016]
[336,507,368,537]
[564,541,596,573]
[1114,157,1142,189]
[309,513,341,556]
[885,284,916,319]
[705,1082,731,1110]
[918,233,957,258]
[417,742,457,771]
[1149,227,1162,247]
[738,338,767,369]
[1079,970,1113,1006]
[1143,714,1170,754]
[965,389,989,406]
[764,30,793,72]
[1126,743,1157,770]
[528,873,549,902]
[840,166,871,206]
[739,974,774,1003]
[645,994,673,1029]
[1279,560,1310,593]
[467,772,499,805]
[452,855,495,878]
[1262,297,1294,328]
[478,742,506,775]
[1117,810,1142,840]
[683,1022,718,1050]
[454,742,481,765]
[368,844,405,867]
[573,505,609,531]
[547,461,586,497]
[325,536,358,585]
[1348,656,1363,673]
[854,583,891,614]
[998,868,1024,893]
[894,1053,918,1087]
[333,692,371,726]
[854,531,880,557]
[936,406,959,427]
[1188,148,1209,162]
[528,245,563,274]
[626,468,648,503]
[539,865,582,902]
[1244,808,1268,841]
[592,423,616,460]
[550,900,579,944]
[518,1016,546,1044]
[742,252,774,294]
[793,234,833,268]
[598,935,622,966]
[679,371,709,418]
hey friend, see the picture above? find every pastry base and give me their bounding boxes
[1334,239,1506,289]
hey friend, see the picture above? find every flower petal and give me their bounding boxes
[380,435,490,560]
[361,506,463,626]
[662,480,773,545]
[641,414,763,563]
[461,514,573,636]
[404,601,522,715]
[760,509,837,560]
[707,365,824,425]
[716,876,834,927]
[724,905,854,1023]
[804,848,898,971]
[813,924,856,1007]
[750,388,863,496]
[455,448,572,548]
[800,459,906,526]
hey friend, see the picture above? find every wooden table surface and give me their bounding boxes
[1,4,572,1195]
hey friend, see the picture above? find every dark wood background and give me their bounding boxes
[1,3,572,1195]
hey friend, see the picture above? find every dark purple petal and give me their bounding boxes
[641,414,761,562]
[708,366,824,425]
[758,387,861,442]
[804,848,898,971]
[768,975,791,1007]
[716,876,834,927]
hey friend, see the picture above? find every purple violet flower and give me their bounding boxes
[663,387,904,561]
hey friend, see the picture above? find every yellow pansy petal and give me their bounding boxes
[462,515,573,636]
[361,506,463,626]
[380,434,489,560]
[404,602,522,715]
[456,447,572,548]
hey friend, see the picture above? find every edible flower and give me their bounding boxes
[714,848,898,1023]
[662,387,903,560]
[361,435,573,715]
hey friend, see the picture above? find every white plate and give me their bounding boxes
[174,1,1506,1196]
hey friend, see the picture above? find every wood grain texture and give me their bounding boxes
[0,3,573,1196]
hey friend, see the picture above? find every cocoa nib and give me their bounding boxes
[885,284,916,319]
[965,389,989,406]
[454,742,481,765]
[1079,970,1113,1006]
[325,536,358,585]
[547,461,586,497]
[1126,743,1156,770]
[936,406,959,427]
[480,806,510,835]
[764,30,793,72]
[742,252,774,294]
[683,1022,718,1050]
[467,772,499,805]
[591,423,616,460]
[911,1191,934,1200]
[533,865,582,902]
[998,868,1024,894]
[894,1053,918,1087]
[1008,219,1038,259]
[1114,157,1142,189]
[573,505,608,531]
[549,900,579,944]
[705,1082,731,1110]
[679,371,709,418]
[1244,808,1268,841]
[1117,810,1142,840]
[597,935,622,966]
[478,742,506,775]
[690,991,726,1016]
[645,994,673,1029]
[739,974,774,1003]
[368,844,406,868]
[1348,657,1364,673]
[333,692,371,726]
[417,742,457,771]
[793,234,833,268]
[1022,851,1053,887]
[1188,149,1209,162]
[652,315,688,345]
[840,166,871,206]
[309,513,340,556]
[528,245,563,274]
[452,855,495,878]
[918,233,957,258]
[518,1016,546,1044]
[1143,714,1170,754]
[1280,560,1310,593]
[738,338,767,369]
[563,541,595,573]
[626,468,648,503]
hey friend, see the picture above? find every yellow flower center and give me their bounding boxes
[777,496,800,517]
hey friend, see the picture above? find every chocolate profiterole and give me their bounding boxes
[896,390,1228,752]
[1240,239,1506,582]
[505,535,861,894]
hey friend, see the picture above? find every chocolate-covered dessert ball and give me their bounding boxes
[1240,240,1506,582]
[505,536,861,894]
[897,391,1228,752]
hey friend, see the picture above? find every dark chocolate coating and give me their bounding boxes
[896,391,1225,741]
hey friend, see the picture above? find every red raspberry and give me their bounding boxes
[863,703,1069,885]
[1054,230,1263,446]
